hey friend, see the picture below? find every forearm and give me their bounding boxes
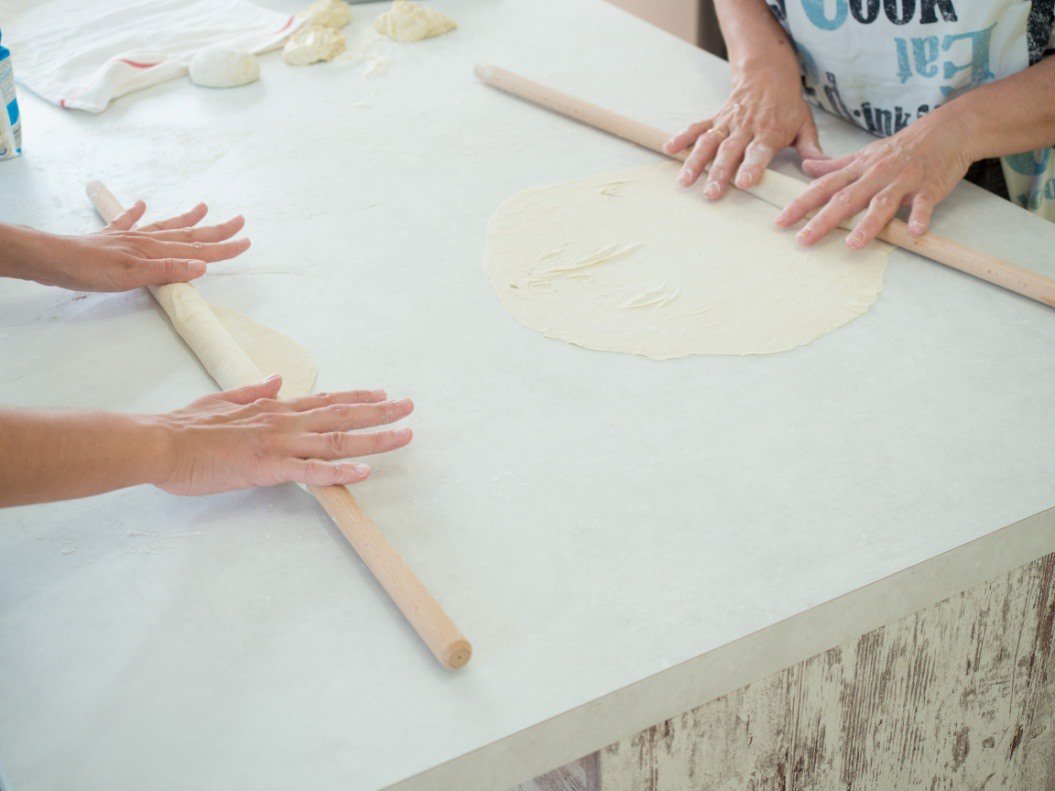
[714,0,799,77]
[0,223,58,285]
[0,408,173,506]
[946,56,1055,162]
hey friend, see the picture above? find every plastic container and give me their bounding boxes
[0,29,22,160]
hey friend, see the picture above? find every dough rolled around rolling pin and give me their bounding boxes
[149,284,265,390]
[85,181,316,397]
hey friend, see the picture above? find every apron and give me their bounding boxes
[768,0,1055,220]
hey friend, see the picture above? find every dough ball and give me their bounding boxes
[374,0,457,42]
[282,24,346,66]
[301,0,352,29]
[188,48,260,88]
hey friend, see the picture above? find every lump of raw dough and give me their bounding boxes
[301,0,352,29]
[282,24,346,66]
[374,0,457,42]
[188,48,260,88]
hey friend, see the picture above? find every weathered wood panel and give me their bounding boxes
[513,753,600,791]
[519,552,1055,791]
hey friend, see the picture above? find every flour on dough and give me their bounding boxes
[484,162,890,359]
[283,24,346,66]
[300,0,352,29]
[189,48,260,88]
[374,0,456,42]
[209,304,318,398]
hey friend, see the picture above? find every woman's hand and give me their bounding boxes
[156,375,414,496]
[3,201,250,292]
[775,108,974,248]
[664,67,825,199]
[0,376,415,507]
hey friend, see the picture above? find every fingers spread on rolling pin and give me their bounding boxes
[278,458,372,487]
[293,399,415,432]
[773,169,857,230]
[795,181,876,246]
[135,257,208,285]
[680,128,726,187]
[704,132,750,199]
[137,236,251,263]
[907,191,936,236]
[286,427,413,461]
[105,200,147,231]
[141,216,246,244]
[734,135,778,190]
[845,186,904,249]
[285,389,390,413]
[138,203,209,232]
[801,152,854,178]
[664,120,712,156]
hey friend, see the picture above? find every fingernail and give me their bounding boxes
[774,210,789,226]
[266,373,281,382]
[393,427,411,438]
[846,232,864,249]
[704,181,720,199]
[678,169,693,185]
[394,397,413,408]
[188,261,206,276]
[736,172,752,188]
[909,221,925,236]
[797,228,813,244]
[351,463,370,476]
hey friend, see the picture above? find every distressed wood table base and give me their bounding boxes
[517,552,1055,790]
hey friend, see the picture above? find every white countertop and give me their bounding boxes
[2,1,1055,789]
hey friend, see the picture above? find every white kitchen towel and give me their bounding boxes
[0,0,304,113]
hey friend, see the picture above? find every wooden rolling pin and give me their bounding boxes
[474,63,1055,310]
[87,181,471,670]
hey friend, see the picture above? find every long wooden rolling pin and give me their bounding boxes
[87,181,471,670]
[474,63,1055,310]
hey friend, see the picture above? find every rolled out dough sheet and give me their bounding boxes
[484,162,891,359]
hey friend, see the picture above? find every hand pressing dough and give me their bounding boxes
[189,48,260,88]
[283,24,346,66]
[301,0,352,29]
[484,162,890,359]
[374,0,456,42]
